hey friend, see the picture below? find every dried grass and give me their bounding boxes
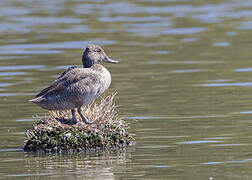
[24,93,134,153]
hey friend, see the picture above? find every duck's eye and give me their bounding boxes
[86,47,90,51]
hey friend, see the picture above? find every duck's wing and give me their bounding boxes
[35,66,79,98]
[57,65,78,80]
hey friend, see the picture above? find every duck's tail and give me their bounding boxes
[29,96,54,110]
[29,97,42,103]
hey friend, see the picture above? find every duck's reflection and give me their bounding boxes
[24,149,133,179]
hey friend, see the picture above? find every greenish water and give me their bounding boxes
[2,0,252,179]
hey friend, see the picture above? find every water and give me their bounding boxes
[1,0,252,179]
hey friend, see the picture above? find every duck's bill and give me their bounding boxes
[103,57,119,63]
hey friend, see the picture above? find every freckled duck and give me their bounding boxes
[29,44,119,124]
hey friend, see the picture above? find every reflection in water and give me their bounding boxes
[0,149,133,179]
[1,0,252,179]
[20,150,131,179]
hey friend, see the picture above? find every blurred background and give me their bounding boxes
[1,0,252,179]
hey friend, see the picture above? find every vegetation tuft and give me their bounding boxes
[24,93,134,153]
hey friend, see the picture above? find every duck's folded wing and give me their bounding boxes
[57,65,78,80]
[35,81,64,98]
[35,66,78,98]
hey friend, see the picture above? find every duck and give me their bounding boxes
[29,44,119,124]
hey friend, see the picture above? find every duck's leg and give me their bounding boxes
[77,107,90,124]
[71,109,78,124]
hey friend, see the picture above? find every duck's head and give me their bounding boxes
[82,44,119,68]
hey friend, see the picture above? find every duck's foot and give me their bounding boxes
[77,107,93,124]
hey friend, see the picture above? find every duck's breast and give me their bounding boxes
[65,64,111,106]
[91,64,111,95]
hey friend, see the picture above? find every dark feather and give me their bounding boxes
[35,66,78,98]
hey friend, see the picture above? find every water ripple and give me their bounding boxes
[213,42,230,47]
[0,83,13,87]
[0,49,62,55]
[0,93,32,97]
[235,68,252,72]
[201,161,223,165]
[171,69,205,73]
[0,65,45,71]
[182,38,197,42]
[0,72,27,76]
[177,140,221,144]
[0,40,116,50]
[0,148,23,152]
[240,111,252,114]
[202,158,252,166]
[6,173,52,177]
[99,16,166,23]
[237,21,252,30]
[211,144,247,147]
[201,82,252,87]
[154,165,170,168]
[10,16,83,25]
[163,27,206,35]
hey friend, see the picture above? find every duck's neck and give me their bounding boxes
[82,56,94,68]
